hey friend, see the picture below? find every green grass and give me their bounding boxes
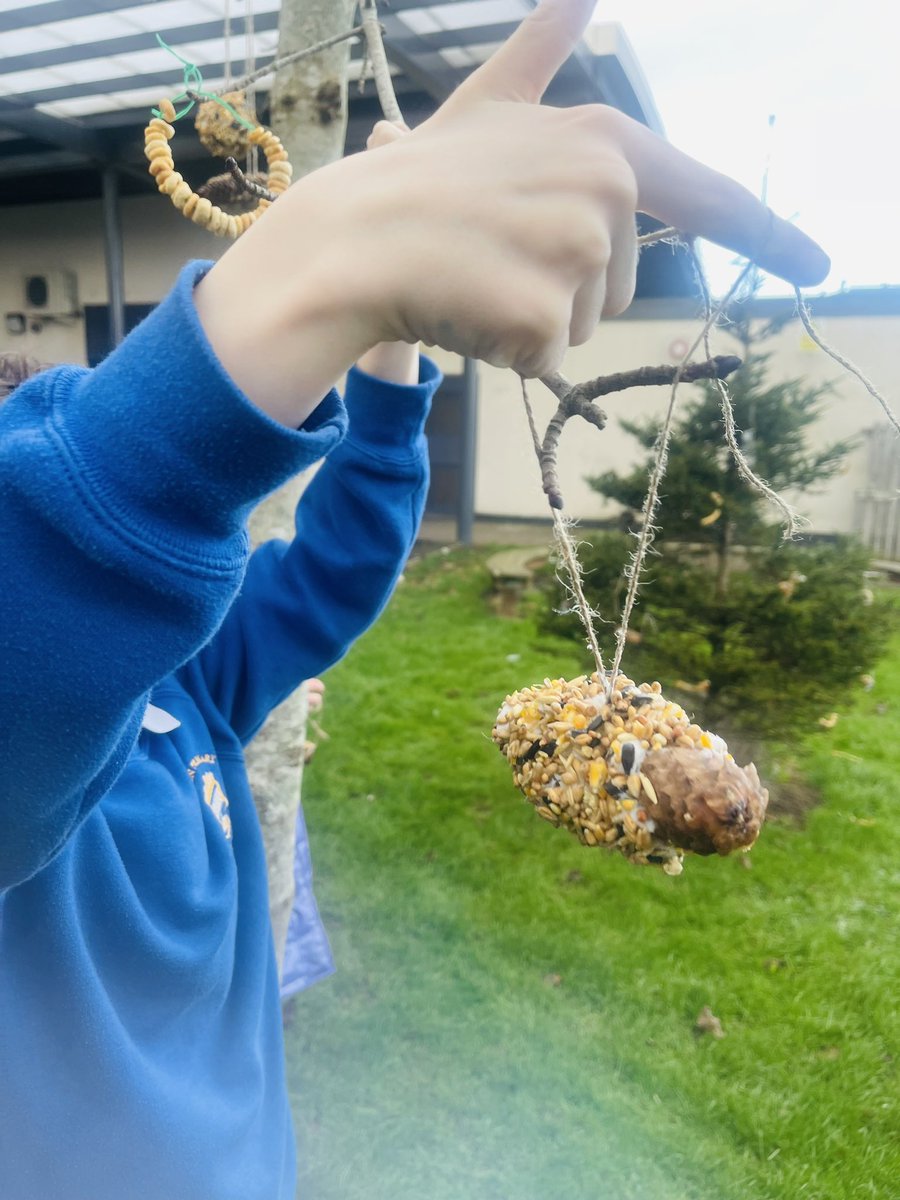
[286,547,899,1200]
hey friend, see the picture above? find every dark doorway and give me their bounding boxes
[424,360,478,542]
[84,303,155,368]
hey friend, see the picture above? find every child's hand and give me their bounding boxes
[196,0,829,427]
[306,678,324,714]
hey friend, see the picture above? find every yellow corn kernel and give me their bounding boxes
[588,759,608,789]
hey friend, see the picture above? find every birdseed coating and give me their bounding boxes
[492,673,768,876]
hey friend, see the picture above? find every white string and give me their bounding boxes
[244,0,258,175]
[607,263,756,690]
[521,379,608,683]
[794,290,900,438]
[690,248,806,538]
[223,0,232,89]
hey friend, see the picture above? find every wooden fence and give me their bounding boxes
[855,424,900,564]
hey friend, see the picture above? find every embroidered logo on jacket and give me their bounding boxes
[188,753,233,840]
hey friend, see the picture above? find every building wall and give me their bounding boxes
[0,194,225,367]
[2,196,896,536]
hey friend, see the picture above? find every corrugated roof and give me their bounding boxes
[0,1,663,199]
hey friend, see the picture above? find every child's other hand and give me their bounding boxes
[355,120,419,386]
[306,678,324,713]
[366,121,409,150]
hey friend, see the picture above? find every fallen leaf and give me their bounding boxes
[695,1006,725,1039]
[816,1046,841,1061]
[831,749,863,763]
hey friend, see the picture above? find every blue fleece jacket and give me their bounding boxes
[0,261,441,1199]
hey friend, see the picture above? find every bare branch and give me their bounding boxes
[579,355,742,399]
[359,2,404,125]
[225,25,365,94]
[533,356,742,511]
[225,156,276,202]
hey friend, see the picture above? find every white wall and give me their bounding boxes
[2,194,895,535]
[0,194,226,366]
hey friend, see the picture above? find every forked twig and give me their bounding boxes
[225,156,276,202]
[535,357,743,509]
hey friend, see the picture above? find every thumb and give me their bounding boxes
[448,0,597,105]
[366,119,410,150]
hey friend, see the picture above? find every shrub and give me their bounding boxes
[537,531,894,739]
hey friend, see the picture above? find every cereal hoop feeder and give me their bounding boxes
[144,96,293,239]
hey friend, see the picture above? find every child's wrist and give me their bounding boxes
[355,342,419,386]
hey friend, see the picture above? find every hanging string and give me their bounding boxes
[223,0,233,90]
[690,246,806,538]
[243,0,259,175]
[606,261,756,691]
[636,225,679,247]
[521,378,609,684]
[793,291,900,438]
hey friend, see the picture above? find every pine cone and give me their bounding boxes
[641,748,768,856]
[194,90,254,159]
[197,171,268,211]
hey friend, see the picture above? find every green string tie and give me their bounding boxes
[151,35,257,129]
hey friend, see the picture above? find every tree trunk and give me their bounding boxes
[269,0,357,175]
[245,0,357,973]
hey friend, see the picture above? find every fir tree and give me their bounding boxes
[537,315,893,741]
[588,315,855,596]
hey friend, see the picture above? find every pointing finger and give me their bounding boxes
[450,0,597,105]
[603,109,830,286]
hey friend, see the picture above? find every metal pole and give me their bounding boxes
[101,166,126,348]
[456,357,478,545]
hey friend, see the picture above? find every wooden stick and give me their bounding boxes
[359,2,404,125]
[225,157,276,202]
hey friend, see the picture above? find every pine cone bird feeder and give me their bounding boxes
[493,673,768,875]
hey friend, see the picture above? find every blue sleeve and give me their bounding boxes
[182,356,442,744]
[0,261,347,889]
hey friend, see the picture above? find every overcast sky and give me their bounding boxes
[592,1,898,295]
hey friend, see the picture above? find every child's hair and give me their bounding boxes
[0,353,43,402]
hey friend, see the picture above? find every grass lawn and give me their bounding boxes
[286,546,899,1200]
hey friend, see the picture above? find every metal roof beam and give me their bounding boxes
[0,96,109,160]
[379,20,517,55]
[6,55,274,109]
[0,12,279,78]
[379,15,460,101]
[0,0,168,35]
[367,0,453,11]
[0,148,90,177]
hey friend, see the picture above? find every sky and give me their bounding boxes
[590,1,900,296]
